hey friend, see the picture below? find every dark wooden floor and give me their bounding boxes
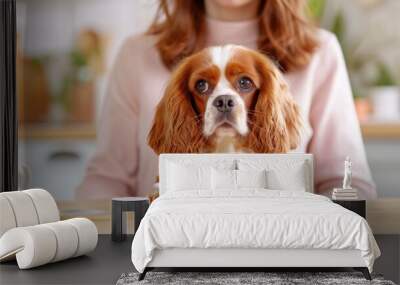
[0,235,398,285]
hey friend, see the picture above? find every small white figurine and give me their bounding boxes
[342,156,352,189]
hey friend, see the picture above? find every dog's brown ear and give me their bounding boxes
[147,58,207,154]
[243,52,302,153]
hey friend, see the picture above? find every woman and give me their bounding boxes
[77,0,377,199]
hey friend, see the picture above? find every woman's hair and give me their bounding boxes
[147,0,319,72]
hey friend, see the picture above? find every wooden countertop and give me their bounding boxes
[367,198,400,234]
[19,123,96,140]
[361,122,400,139]
[18,122,400,140]
[58,200,111,234]
[58,198,400,235]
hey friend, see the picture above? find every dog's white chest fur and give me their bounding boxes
[213,128,240,153]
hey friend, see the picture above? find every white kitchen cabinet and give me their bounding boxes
[23,139,96,200]
[365,140,400,197]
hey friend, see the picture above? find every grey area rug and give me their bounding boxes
[117,272,396,285]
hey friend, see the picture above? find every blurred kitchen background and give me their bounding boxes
[16,0,400,200]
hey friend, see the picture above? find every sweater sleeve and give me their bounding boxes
[76,39,140,199]
[308,34,377,199]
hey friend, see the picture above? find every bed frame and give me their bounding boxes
[139,248,371,280]
[139,154,372,281]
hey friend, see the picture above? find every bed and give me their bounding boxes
[131,154,380,281]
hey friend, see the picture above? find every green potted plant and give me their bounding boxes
[59,29,105,123]
[326,7,400,123]
[369,63,399,121]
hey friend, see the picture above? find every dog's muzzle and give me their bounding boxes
[203,93,248,137]
[212,95,236,113]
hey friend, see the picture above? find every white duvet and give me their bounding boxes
[131,190,380,273]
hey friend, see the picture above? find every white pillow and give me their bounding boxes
[167,162,212,191]
[212,168,236,190]
[267,167,306,191]
[238,160,308,191]
[236,169,268,189]
[211,169,268,190]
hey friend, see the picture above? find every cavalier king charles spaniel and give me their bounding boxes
[148,45,302,154]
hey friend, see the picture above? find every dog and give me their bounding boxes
[148,45,302,154]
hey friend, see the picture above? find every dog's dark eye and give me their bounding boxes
[237,76,254,92]
[195,79,209,94]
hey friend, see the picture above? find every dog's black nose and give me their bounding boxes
[213,95,235,113]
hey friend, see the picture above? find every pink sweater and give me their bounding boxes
[77,18,377,199]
